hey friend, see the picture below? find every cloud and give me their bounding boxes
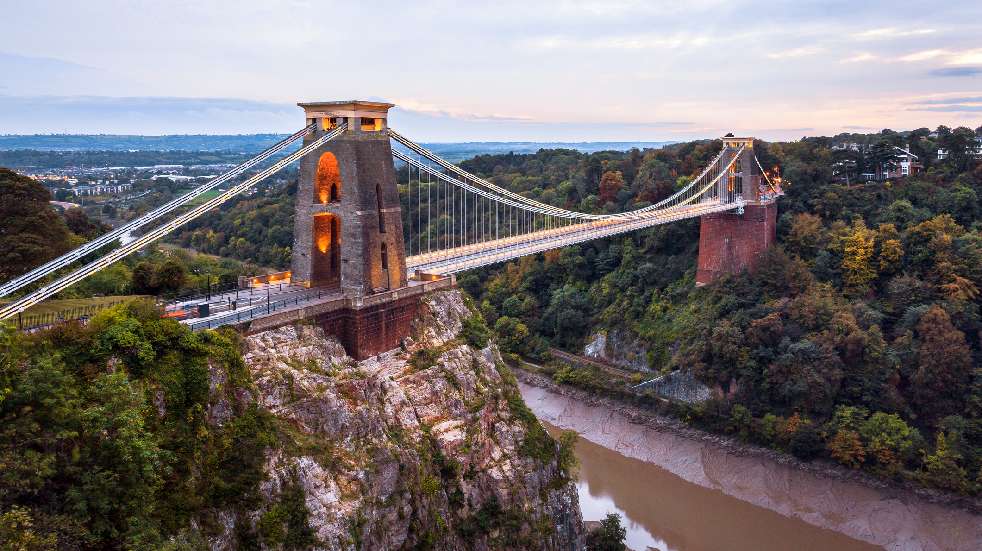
[914,96,982,104]
[911,105,982,112]
[898,48,982,66]
[907,94,982,112]
[947,49,982,65]
[841,52,877,63]
[522,32,712,51]
[755,127,815,133]
[852,27,935,40]
[767,46,822,60]
[391,99,533,122]
[929,67,982,77]
[843,125,876,130]
[899,49,951,62]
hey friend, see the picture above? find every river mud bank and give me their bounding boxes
[517,368,982,551]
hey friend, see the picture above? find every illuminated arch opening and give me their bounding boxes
[312,213,341,286]
[315,152,341,204]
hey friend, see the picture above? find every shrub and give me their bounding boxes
[585,513,627,551]
[461,314,491,349]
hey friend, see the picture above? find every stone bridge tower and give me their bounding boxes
[695,137,778,285]
[291,100,408,296]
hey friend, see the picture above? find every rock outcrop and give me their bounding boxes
[583,329,650,372]
[209,289,582,550]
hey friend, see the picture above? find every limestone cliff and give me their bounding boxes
[582,329,651,372]
[208,289,582,550]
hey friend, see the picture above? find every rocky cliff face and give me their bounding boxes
[583,329,651,372]
[208,289,582,550]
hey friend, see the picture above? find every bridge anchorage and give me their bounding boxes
[0,99,782,359]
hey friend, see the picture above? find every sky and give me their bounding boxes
[1,0,981,141]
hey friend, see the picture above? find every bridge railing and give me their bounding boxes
[184,288,333,331]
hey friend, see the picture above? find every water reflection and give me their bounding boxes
[545,420,881,551]
[576,478,667,551]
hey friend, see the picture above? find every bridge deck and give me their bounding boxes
[406,200,740,275]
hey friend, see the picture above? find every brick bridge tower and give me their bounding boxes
[269,100,443,360]
[291,100,408,295]
[695,137,778,286]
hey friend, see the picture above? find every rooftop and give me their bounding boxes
[297,100,394,114]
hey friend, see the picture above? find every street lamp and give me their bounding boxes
[192,268,213,301]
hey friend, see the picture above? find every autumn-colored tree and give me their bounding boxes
[494,316,530,355]
[941,273,979,301]
[860,412,918,473]
[910,305,973,419]
[841,219,877,293]
[921,432,969,492]
[907,214,963,270]
[828,429,866,468]
[878,239,903,273]
[786,212,825,257]
[598,170,625,204]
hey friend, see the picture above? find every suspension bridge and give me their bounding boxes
[0,100,781,357]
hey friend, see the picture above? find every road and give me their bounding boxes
[164,282,338,329]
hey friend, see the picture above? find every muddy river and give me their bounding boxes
[519,381,982,551]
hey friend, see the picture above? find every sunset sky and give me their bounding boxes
[2,0,981,141]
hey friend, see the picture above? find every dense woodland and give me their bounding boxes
[0,304,291,549]
[2,125,982,550]
[453,125,982,496]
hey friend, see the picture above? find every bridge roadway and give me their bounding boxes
[169,282,339,331]
[173,277,457,333]
[406,199,741,275]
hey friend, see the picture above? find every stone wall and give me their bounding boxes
[695,201,777,286]
[318,293,420,360]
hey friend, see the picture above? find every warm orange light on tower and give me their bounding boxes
[313,213,337,253]
[315,152,341,203]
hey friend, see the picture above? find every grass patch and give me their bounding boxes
[3,295,148,325]
[184,189,222,206]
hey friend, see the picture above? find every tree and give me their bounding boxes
[766,339,843,415]
[64,207,108,239]
[790,421,824,460]
[921,432,969,492]
[860,412,918,472]
[632,158,674,204]
[155,259,187,295]
[910,305,973,419]
[840,219,877,294]
[0,168,74,280]
[786,213,825,257]
[0,507,57,551]
[585,513,627,551]
[939,126,978,172]
[598,170,625,205]
[878,238,903,273]
[543,285,593,349]
[828,429,866,468]
[131,262,158,295]
[494,316,530,355]
[868,141,898,178]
